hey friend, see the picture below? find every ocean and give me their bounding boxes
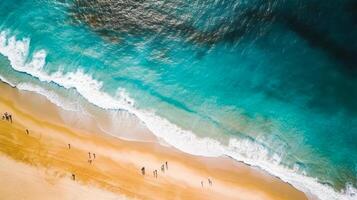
[0,0,356,199]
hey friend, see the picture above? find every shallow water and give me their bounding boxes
[0,0,356,199]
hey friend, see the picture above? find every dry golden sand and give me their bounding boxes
[0,83,308,200]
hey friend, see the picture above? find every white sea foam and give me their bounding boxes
[0,30,356,200]
[0,74,15,87]
[16,82,78,111]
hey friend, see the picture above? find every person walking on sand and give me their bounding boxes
[208,178,212,186]
[165,161,168,170]
[161,164,165,173]
[26,129,29,135]
[72,174,76,181]
[68,143,71,149]
[88,152,91,159]
[9,114,12,123]
[93,153,96,159]
[201,181,204,187]
[141,167,145,175]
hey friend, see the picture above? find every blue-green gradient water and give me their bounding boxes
[0,1,356,199]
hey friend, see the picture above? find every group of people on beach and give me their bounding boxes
[2,111,31,135]
[2,112,12,123]
[141,161,168,179]
[67,143,96,165]
[201,178,213,187]
[2,112,30,136]
[2,110,213,191]
[87,151,96,164]
[141,162,213,187]
[68,143,97,181]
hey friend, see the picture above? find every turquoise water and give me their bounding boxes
[0,1,356,199]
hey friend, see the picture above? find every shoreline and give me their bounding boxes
[0,81,309,199]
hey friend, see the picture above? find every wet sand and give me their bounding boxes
[0,82,308,200]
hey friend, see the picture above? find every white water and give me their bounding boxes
[16,82,79,111]
[0,30,356,200]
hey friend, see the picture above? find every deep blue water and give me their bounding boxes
[0,0,356,198]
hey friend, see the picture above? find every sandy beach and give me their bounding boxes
[0,82,308,200]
